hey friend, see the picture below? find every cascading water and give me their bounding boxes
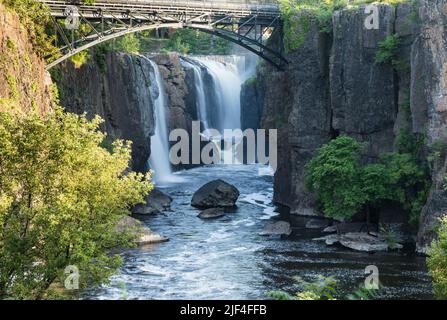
[146,58,176,184]
[193,56,242,132]
[186,56,245,164]
[180,59,209,130]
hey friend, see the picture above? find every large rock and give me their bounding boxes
[339,232,390,252]
[191,179,240,209]
[314,232,396,252]
[259,221,292,236]
[305,218,331,229]
[198,207,225,219]
[115,216,168,245]
[132,188,172,215]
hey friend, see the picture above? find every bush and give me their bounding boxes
[306,135,430,222]
[69,51,90,69]
[306,136,366,220]
[0,109,152,299]
[427,216,447,299]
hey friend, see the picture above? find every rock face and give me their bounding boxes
[257,18,332,216]
[150,53,193,137]
[259,221,292,236]
[414,1,447,253]
[132,188,172,215]
[240,79,261,131]
[0,2,53,114]
[253,2,447,251]
[55,52,156,173]
[198,207,225,219]
[115,216,168,245]
[330,5,397,159]
[191,179,240,209]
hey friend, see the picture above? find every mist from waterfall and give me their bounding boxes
[146,58,176,184]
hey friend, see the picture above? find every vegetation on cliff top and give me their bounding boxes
[279,0,412,53]
[2,0,59,59]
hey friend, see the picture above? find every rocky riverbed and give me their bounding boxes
[84,164,433,300]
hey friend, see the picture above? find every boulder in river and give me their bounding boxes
[322,225,337,233]
[259,221,292,236]
[115,216,168,245]
[305,218,331,229]
[191,179,240,209]
[313,232,398,252]
[198,207,225,219]
[132,188,172,215]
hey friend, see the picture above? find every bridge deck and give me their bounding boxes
[40,0,281,21]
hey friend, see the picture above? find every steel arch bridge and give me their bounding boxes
[39,0,287,70]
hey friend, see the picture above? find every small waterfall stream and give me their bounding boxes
[147,58,175,184]
[181,59,210,130]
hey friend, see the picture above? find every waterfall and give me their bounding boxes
[180,59,209,130]
[146,58,177,184]
[192,56,242,133]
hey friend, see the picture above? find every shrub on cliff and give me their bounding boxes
[2,0,59,59]
[427,216,447,299]
[306,135,430,221]
[0,109,153,299]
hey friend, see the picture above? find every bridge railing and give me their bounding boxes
[41,0,281,15]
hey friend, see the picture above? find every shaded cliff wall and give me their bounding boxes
[150,53,193,138]
[0,3,53,114]
[256,4,413,216]
[54,52,155,173]
[413,1,447,253]
[249,1,447,250]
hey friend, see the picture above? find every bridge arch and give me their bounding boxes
[47,22,286,70]
[40,0,287,69]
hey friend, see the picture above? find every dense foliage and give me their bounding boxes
[306,135,430,221]
[0,109,152,299]
[428,216,447,299]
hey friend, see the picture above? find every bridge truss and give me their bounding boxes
[39,0,287,69]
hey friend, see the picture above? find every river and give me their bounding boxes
[84,163,433,300]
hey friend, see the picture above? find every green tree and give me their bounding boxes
[306,135,430,222]
[427,215,447,299]
[305,136,367,220]
[0,109,153,299]
[114,33,141,54]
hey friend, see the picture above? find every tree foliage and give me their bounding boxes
[306,135,430,221]
[0,109,153,299]
[428,216,447,300]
